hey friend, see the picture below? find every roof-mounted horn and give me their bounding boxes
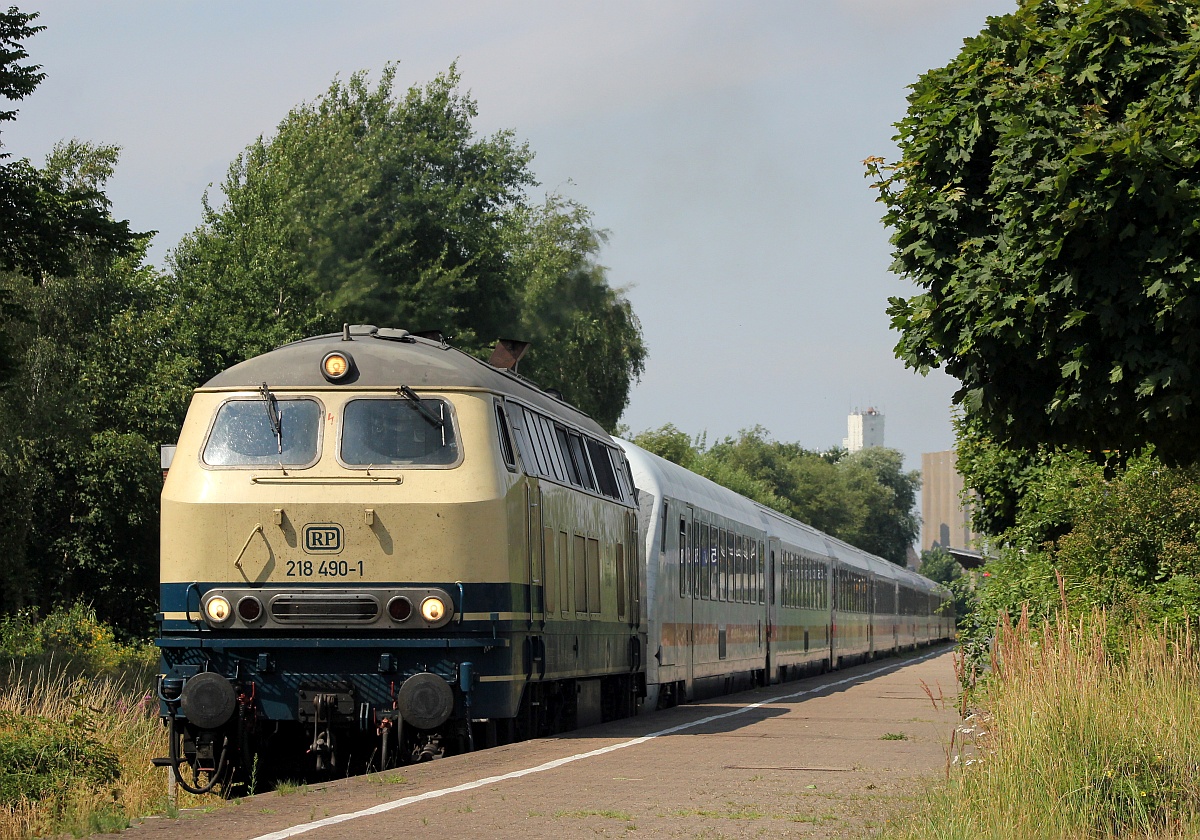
[488,338,530,373]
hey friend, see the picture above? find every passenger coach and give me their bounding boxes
[619,441,953,710]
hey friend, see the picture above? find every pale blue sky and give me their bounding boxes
[6,1,1015,494]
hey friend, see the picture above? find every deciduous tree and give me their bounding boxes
[171,65,645,428]
[870,0,1200,463]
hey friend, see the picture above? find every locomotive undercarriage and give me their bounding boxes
[156,642,643,794]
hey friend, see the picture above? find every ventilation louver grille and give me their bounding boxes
[269,594,380,623]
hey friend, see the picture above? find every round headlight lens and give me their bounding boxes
[322,351,352,381]
[387,596,413,622]
[420,596,446,623]
[237,596,263,623]
[205,595,232,624]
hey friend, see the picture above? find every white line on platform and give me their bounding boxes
[248,648,949,840]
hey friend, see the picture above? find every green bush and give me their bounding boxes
[0,709,120,804]
[0,603,156,681]
[962,450,1200,667]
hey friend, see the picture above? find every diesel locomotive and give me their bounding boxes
[155,325,952,793]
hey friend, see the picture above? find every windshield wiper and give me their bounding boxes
[398,385,446,439]
[260,381,283,454]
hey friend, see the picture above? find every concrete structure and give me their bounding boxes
[842,407,884,452]
[921,450,979,552]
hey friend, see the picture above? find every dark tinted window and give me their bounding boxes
[567,433,595,491]
[342,398,458,466]
[586,439,622,499]
[495,403,516,470]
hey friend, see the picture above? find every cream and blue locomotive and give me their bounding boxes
[156,325,952,792]
[156,326,642,791]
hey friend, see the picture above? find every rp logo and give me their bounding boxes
[303,523,343,554]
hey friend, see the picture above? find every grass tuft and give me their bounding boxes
[885,608,1200,839]
[0,604,210,838]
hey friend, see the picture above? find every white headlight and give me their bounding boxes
[205,595,232,624]
[420,597,445,622]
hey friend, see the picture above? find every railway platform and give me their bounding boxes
[123,646,959,840]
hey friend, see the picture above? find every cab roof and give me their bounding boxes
[201,325,608,438]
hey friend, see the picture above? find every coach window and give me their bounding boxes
[700,522,711,600]
[679,516,688,598]
[660,501,669,555]
[801,556,809,608]
[203,397,322,468]
[710,528,720,600]
[755,541,763,604]
[730,534,740,602]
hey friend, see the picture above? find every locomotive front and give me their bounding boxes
[157,327,534,789]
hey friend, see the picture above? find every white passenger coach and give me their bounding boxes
[618,439,953,710]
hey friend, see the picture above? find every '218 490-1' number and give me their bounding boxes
[286,559,364,578]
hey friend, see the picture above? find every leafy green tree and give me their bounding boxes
[0,9,137,385]
[919,546,976,620]
[838,447,921,565]
[960,450,1200,656]
[171,65,645,427]
[506,196,645,430]
[633,425,920,564]
[630,425,784,509]
[0,140,191,635]
[869,0,1200,463]
[0,9,134,284]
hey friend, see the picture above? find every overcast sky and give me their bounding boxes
[6,1,1015,493]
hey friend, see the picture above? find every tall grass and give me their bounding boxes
[0,605,209,838]
[886,605,1200,839]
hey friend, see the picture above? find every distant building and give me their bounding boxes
[921,450,979,553]
[843,407,884,453]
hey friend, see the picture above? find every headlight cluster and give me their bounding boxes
[200,588,453,630]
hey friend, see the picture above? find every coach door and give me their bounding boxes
[766,537,780,683]
[682,506,695,690]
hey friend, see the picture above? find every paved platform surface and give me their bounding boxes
[124,647,959,840]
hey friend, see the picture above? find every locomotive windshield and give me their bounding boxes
[341,397,459,467]
[203,398,322,467]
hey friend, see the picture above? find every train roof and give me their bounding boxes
[619,438,948,595]
[200,325,609,438]
[618,438,765,523]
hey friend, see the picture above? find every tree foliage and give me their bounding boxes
[171,64,644,428]
[870,0,1200,463]
[0,141,191,634]
[631,425,920,565]
[919,546,976,621]
[961,449,1200,655]
[0,10,135,286]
